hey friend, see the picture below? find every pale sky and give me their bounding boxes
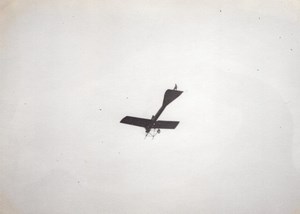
[1,0,300,213]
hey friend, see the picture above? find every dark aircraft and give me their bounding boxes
[120,85,183,138]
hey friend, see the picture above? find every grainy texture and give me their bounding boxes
[1,0,299,213]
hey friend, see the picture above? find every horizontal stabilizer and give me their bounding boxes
[163,89,183,106]
[153,120,179,129]
[120,116,151,128]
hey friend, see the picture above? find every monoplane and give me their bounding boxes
[120,84,183,138]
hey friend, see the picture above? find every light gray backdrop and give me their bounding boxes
[0,0,299,213]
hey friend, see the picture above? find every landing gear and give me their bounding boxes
[145,128,161,139]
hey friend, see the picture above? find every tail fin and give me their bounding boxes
[162,89,183,106]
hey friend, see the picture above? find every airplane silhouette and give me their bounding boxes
[120,84,183,138]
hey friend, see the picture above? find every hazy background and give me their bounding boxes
[1,0,300,213]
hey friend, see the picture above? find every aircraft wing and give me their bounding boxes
[153,120,179,129]
[120,116,151,128]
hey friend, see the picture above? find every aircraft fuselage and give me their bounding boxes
[146,104,167,133]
